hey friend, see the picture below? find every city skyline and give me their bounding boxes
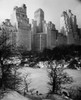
[0,4,81,52]
[0,0,81,30]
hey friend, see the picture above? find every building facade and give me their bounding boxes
[46,21,57,49]
[0,19,17,49]
[32,33,47,51]
[31,8,47,51]
[60,9,80,45]
[11,4,31,51]
[34,8,44,33]
[31,9,58,51]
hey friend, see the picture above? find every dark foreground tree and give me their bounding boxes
[0,28,21,90]
[48,60,73,94]
[1,64,22,91]
[0,28,12,89]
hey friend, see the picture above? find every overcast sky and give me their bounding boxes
[0,0,81,30]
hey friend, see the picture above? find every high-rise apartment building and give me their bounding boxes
[11,4,31,51]
[60,9,79,45]
[60,10,77,35]
[33,33,47,51]
[47,21,57,49]
[31,8,46,51]
[32,9,58,51]
[34,8,44,33]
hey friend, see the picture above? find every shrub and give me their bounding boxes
[69,86,81,100]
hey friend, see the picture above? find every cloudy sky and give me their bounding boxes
[0,0,81,30]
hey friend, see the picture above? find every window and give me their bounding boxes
[22,14,25,17]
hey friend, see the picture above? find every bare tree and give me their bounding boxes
[11,67,22,91]
[48,60,73,94]
[22,73,31,96]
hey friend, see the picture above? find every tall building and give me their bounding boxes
[60,9,79,45]
[47,21,57,49]
[11,4,31,51]
[31,8,59,51]
[56,33,67,46]
[0,19,17,49]
[31,8,47,52]
[34,8,44,33]
[33,33,47,51]
[60,10,77,35]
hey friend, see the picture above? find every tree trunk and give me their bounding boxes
[0,58,5,90]
[52,77,56,93]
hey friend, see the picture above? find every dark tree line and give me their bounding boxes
[41,45,81,61]
[0,28,22,91]
[17,44,81,69]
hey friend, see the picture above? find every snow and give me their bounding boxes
[18,67,49,94]
[36,61,49,68]
[64,69,81,86]
[1,67,81,100]
[18,67,81,94]
[2,91,31,100]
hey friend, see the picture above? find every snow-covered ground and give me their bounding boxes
[64,69,81,86]
[1,67,81,100]
[2,91,31,100]
[18,67,81,94]
[18,67,49,94]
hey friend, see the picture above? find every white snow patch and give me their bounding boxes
[2,91,31,100]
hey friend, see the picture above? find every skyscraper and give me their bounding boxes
[34,8,44,33]
[47,21,57,49]
[60,10,77,36]
[60,9,79,45]
[11,4,31,51]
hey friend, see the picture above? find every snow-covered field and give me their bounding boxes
[18,67,81,94]
[1,67,81,100]
[64,69,81,87]
[18,67,49,94]
[2,91,31,100]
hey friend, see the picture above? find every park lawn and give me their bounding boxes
[2,67,81,100]
[18,67,81,94]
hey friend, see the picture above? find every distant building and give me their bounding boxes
[31,8,46,51]
[0,19,17,49]
[34,8,44,33]
[33,33,47,51]
[60,10,77,35]
[11,4,31,51]
[31,8,60,51]
[56,33,67,46]
[60,9,80,45]
[77,28,81,44]
[47,21,57,49]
